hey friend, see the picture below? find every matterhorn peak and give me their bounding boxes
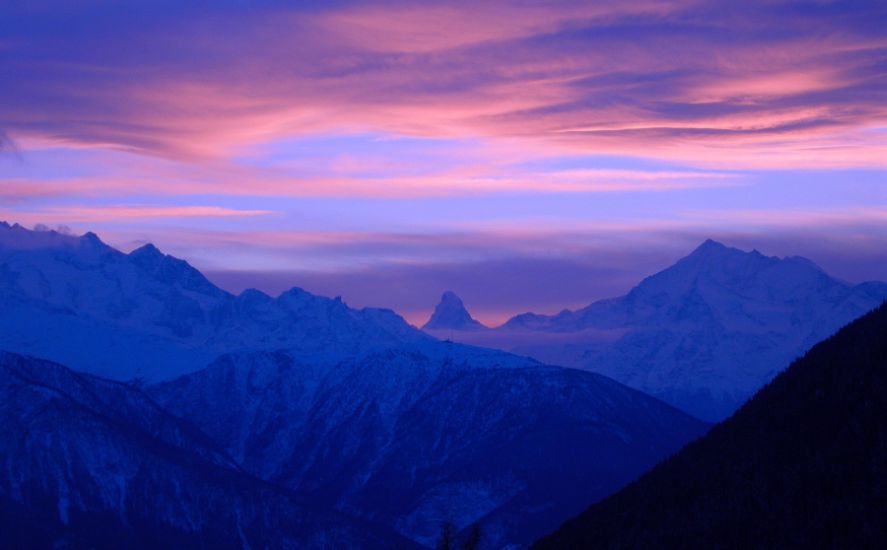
[422,291,486,331]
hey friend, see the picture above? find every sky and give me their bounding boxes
[1,0,886,325]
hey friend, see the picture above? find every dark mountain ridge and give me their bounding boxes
[534,300,887,549]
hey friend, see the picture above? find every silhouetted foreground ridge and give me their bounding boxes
[535,301,887,549]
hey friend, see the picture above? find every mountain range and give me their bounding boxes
[0,223,707,548]
[534,300,887,549]
[423,240,887,421]
[149,349,705,547]
[0,221,424,381]
[0,351,415,549]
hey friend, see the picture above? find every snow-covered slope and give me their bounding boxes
[422,291,486,331]
[486,240,887,421]
[150,348,707,548]
[1,222,711,547]
[0,222,427,381]
[0,351,418,549]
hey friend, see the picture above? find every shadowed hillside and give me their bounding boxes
[534,301,887,549]
[0,352,417,549]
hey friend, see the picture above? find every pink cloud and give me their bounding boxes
[0,205,272,224]
[310,1,690,53]
[3,1,885,169]
[1,142,741,200]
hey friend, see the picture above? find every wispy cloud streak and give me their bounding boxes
[1,0,885,315]
[2,0,885,168]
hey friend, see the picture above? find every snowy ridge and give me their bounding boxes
[0,222,710,547]
[0,223,428,381]
[150,348,707,547]
[0,351,418,549]
[469,239,887,420]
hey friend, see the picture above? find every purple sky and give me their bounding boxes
[1,1,886,324]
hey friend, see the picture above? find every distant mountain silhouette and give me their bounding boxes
[443,239,887,421]
[534,301,887,549]
[423,291,486,331]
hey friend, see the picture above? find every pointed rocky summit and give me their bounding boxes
[422,291,486,331]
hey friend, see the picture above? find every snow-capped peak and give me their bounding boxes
[467,239,887,420]
[690,238,728,255]
[128,242,163,259]
[0,222,434,380]
[0,220,80,250]
[127,241,227,298]
[80,231,105,247]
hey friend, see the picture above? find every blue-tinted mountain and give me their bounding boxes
[0,222,426,381]
[423,291,486,331]
[486,239,887,420]
[0,351,418,549]
[534,301,887,549]
[0,223,709,547]
[150,348,707,547]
